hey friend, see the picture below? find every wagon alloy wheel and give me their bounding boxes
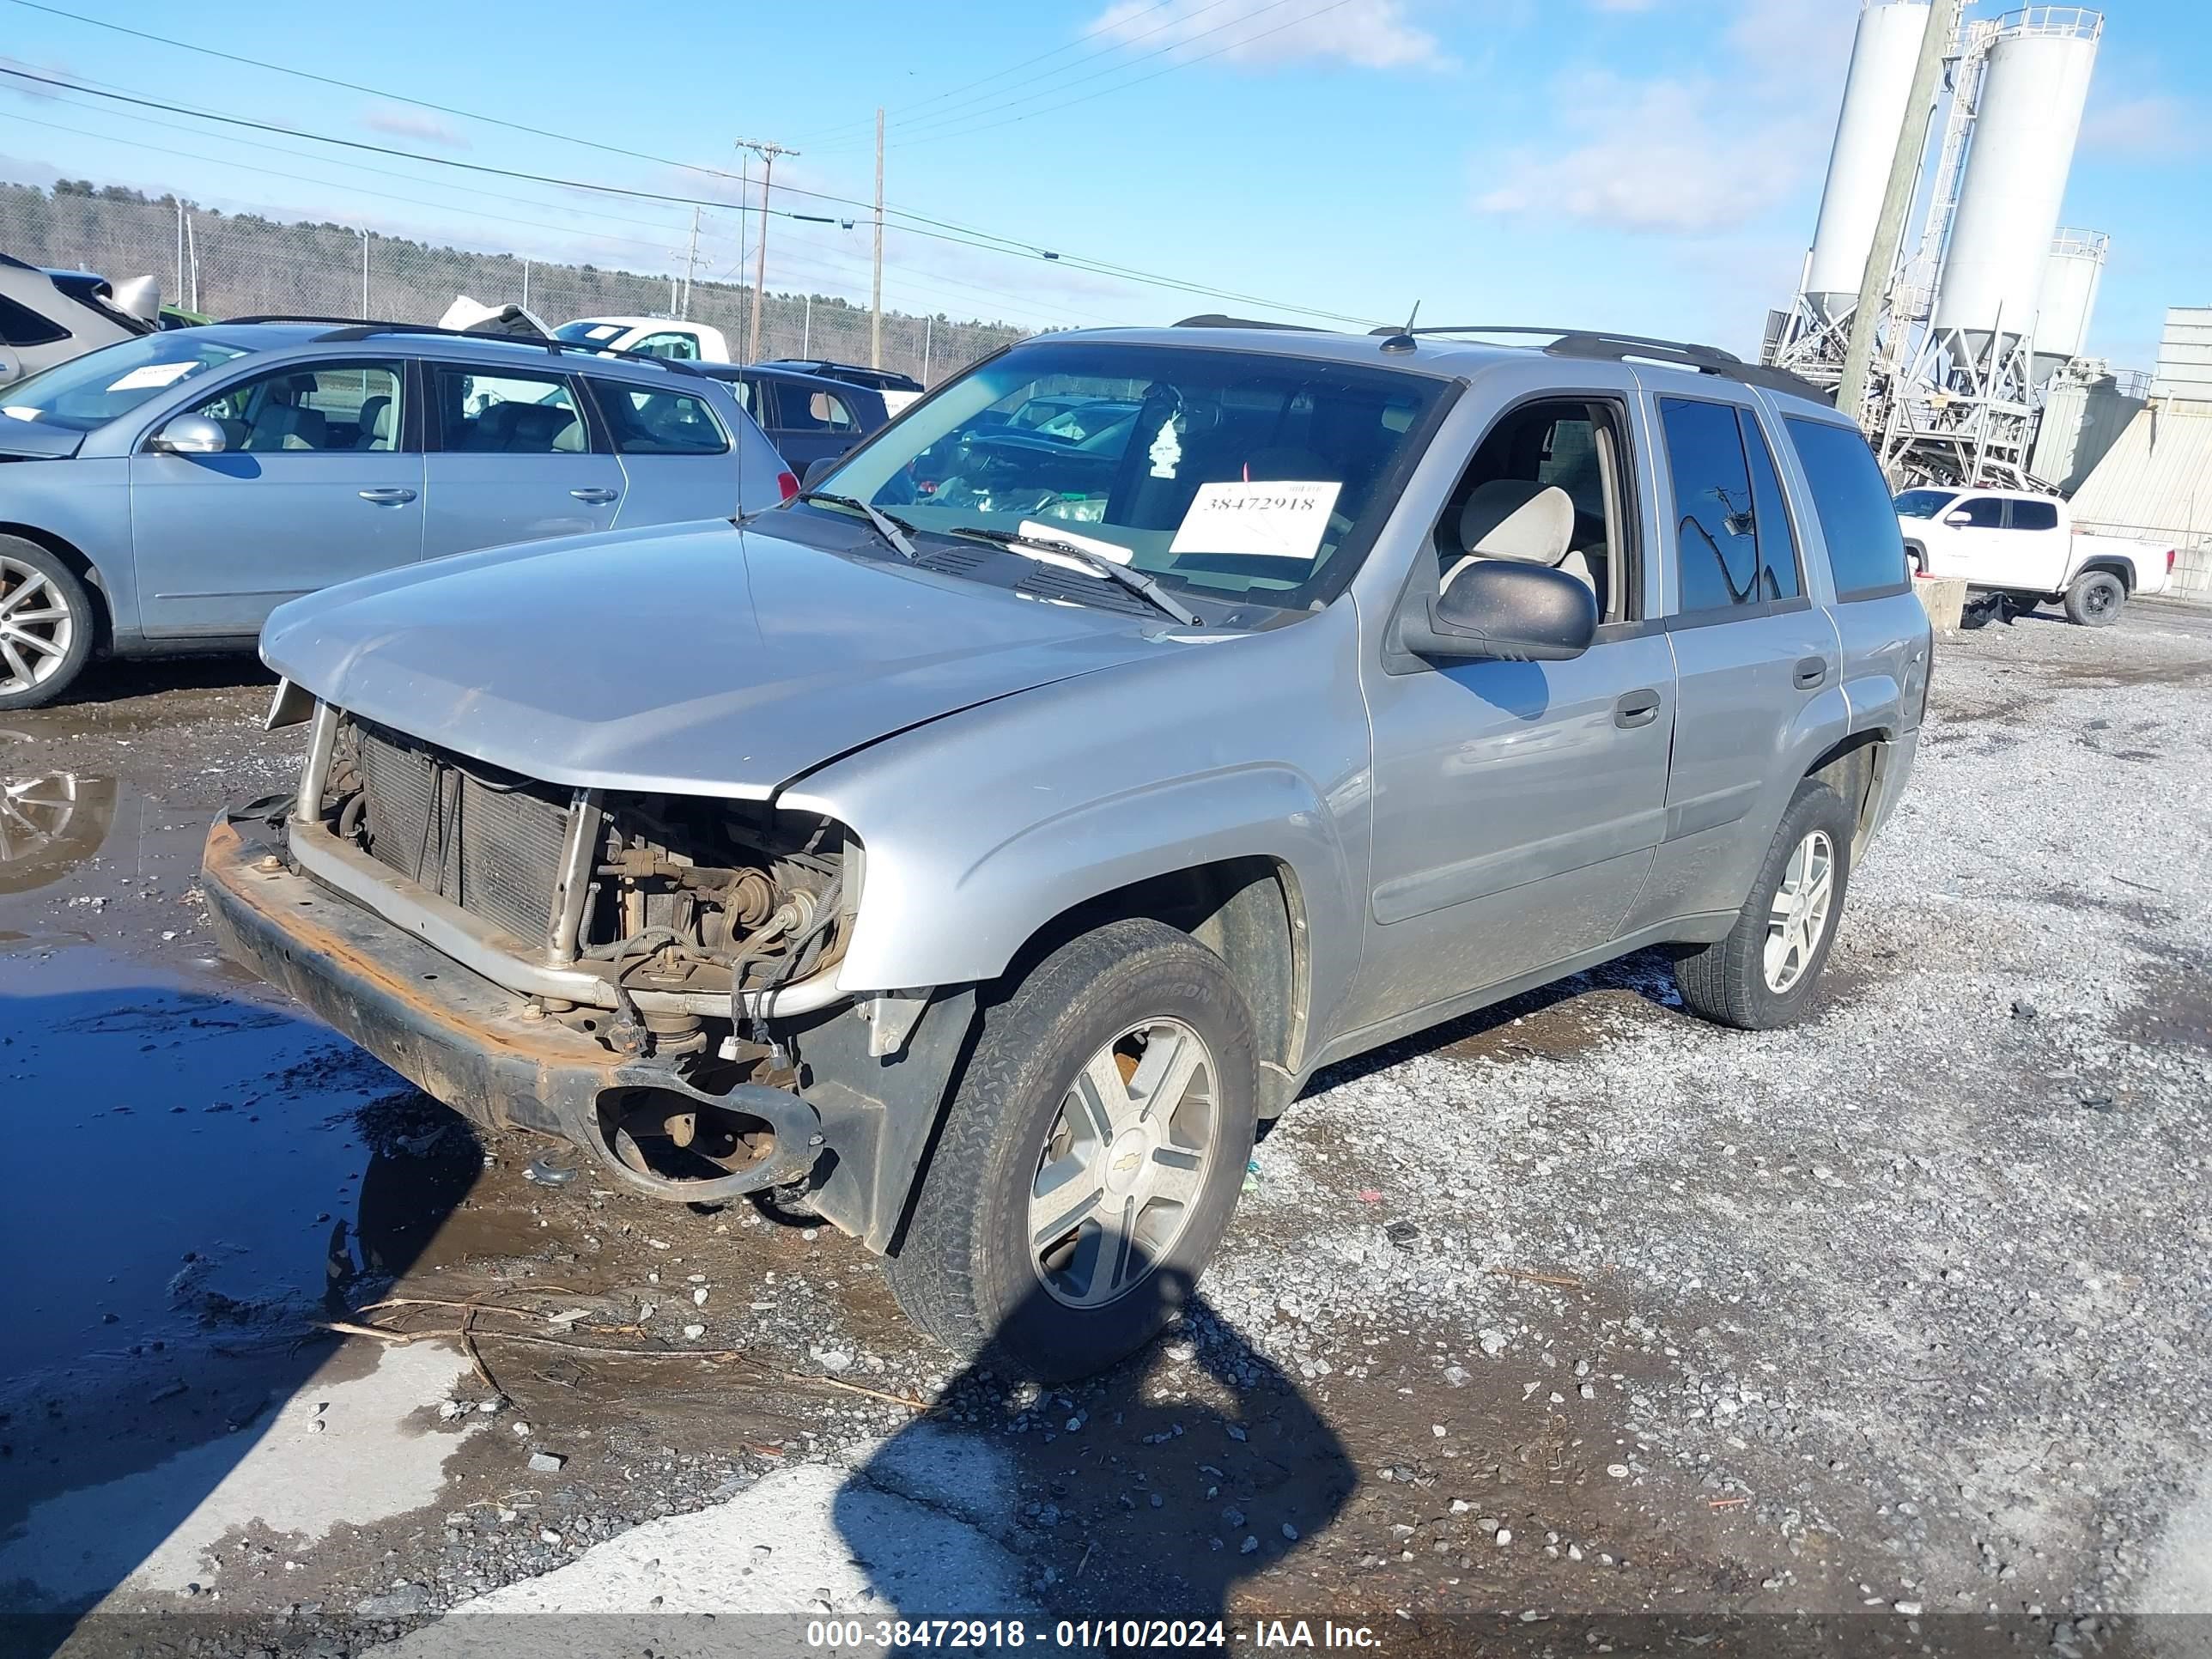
[1763,830,1835,994]
[0,556,75,696]
[1029,1018,1218,1310]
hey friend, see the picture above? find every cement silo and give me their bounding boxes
[2033,228,2108,383]
[1802,0,1935,323]
[1931,9,2102,362]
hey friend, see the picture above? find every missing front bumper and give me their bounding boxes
[202,817,819,1203]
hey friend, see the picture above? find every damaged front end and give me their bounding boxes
[205,698,967,1241]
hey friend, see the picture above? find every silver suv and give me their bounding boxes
[204,323,1931,1379]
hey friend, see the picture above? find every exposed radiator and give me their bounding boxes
[352,720,572,948]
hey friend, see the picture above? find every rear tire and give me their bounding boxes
[2064,569,2125,627]
[884,917,1257,1382]
[1674,779,1855,1031]
[0,537,96,711]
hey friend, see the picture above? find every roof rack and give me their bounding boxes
[1371,325,1826,400]
[1172,313,1327,332]
[220,317,706,377]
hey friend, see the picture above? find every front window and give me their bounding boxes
[817,340,1443,601]
[1894,488,1958,520]
[0,333,249,432]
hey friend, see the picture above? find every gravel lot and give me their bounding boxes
[1,604,2208,1656]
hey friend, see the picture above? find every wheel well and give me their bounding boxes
[1903,539,1925,573]
[1804,732,1888,861]
[0,522,113,650]
[1000,857,1307,1118]
[2076,559,2133,592]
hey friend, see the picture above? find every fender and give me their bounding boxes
[782,603,1376,1037]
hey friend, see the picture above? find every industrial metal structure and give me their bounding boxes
[1766,4,2109,489]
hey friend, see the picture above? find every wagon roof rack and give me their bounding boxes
[220,316,706,377]
[1171,313,1329,331]
[1374,325,1828,400]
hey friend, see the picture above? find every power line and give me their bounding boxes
[810,0,1308,154]
[0,64,1382,326]
[794,0,1240,148]
[878,0,1364,153]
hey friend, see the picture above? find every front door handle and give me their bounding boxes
[1613,688,1662,729]
[357,487,416,506]
[1794,657,1828,690]
[570,487,619,505]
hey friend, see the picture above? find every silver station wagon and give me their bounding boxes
[205,321,1932,1379]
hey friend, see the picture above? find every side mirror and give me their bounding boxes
[1401,560,1597,664]
[0,343,20,387]
[149,413,228,455]
[1943,509,1972,526]
[800,455,840,491]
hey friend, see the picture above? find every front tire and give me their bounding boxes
[1674,780,1855,1031]
[884,918,1257,1382]
[0,537,95,711]
[2064,569,2125,627]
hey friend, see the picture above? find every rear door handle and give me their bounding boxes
[1613,689,1662,729]
[1794,657,1828,690]
[357,487,416,506]
[570,487,619,505]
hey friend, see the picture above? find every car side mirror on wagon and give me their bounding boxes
[0,343,20,386]
[149,413,229,456]
[1401,559,1598,664]
[1943,509,1972,526]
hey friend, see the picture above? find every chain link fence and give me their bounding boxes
[2,182,1024,384]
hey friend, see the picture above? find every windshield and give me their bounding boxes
[553,320,630,345]
[0,333,251,432]
[1894,488,1958,520]
[814,340,1443,601]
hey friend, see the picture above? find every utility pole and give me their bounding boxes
[1838,0,1960,422]
[736,137,799,364]
[679,204,701,319]
[872,107,885,370]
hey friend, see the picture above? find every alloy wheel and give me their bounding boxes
[1764,829,1835,994]
[0,557,76,696]
[1029,1018,1218,1310]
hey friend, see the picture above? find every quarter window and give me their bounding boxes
[434,367,586,453]
[0,294,71,348]
[590,381,729,455]
[1782,417,1911,600]
[192,362,405,453]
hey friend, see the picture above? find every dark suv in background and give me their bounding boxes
[694,362,888,473]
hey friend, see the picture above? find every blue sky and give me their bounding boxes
[0,0,2203,366]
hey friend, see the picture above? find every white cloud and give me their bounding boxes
[1474,70,1818,234]
[1088,0,1444,73]
[362,106,471,150]
[1471,0,1846,236]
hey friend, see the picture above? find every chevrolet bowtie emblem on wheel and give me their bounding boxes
[1113,1152,1142,1174]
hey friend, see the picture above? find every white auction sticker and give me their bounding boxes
[1169,479,1341,561]
[106,361,204,392]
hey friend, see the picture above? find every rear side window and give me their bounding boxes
[0,294,71,348]
[590,382,730,455]
[1783,417,1911,600]
[2008,499,2058,532]
[1660,397,1796,612]
[434,367,586,453]
[775,386,856,434]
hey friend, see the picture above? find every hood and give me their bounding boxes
[261,520,1172,799]
[0,416,84,459]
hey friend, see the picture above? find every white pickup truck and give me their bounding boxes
[1896,485,2175,626]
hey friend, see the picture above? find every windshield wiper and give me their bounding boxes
[798,490,916,561]
[946,526,1200,626]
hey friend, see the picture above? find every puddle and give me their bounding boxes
[0,944,422,1383]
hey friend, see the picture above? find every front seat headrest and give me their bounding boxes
[1456,480,1575,565]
